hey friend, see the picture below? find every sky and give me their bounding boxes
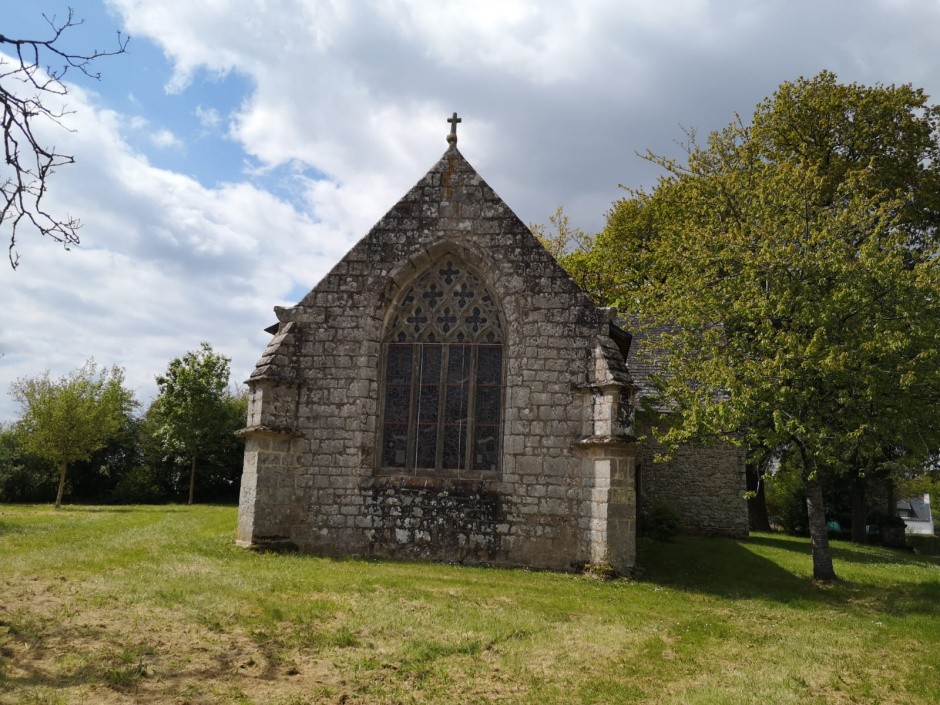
[2,0,940,421]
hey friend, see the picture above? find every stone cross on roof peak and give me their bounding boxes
[446,112,461,146]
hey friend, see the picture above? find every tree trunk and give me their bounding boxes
[746,461,771,532]
[797,442,837,582]
[886,480,897,520]
[54,461,68,509]
[850,480,867,544]
[188,456,196,506]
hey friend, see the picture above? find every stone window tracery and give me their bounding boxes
[381,259,504,474]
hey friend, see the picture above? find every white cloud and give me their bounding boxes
[104,0,940,229]
[150,127,183,149]
[0,69,336,420]
[5,0,940,422]
[194,104,221,130]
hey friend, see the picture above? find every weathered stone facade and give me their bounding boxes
[637,441,749,537]
[236,133,746,573]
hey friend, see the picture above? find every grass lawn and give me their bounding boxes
[0,505,937,704]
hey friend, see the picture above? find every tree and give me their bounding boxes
[1,7,127,268]
[68,414,146,502]
[152,343,245,505]
[0,422,56,502]
[531,206,614,303]
[10,360,136,508]
[591,72,940,581]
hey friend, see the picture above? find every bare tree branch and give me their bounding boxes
[0,7,127,269]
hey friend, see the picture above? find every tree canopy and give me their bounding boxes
[582,71,940,580]
[152,342,245,505]
[11,359,135,507]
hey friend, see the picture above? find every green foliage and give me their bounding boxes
[110,465,166,504]
[0,413,174,505]
[0,424,56,502]
[9,360,136,506]
[150,343,246,503]
[583,71,940,579]
[638,500,684,541]
[1,346,245,505]
[531,205,593,259]
[765,465,809,534]
[531,206,615,303]
[11,360,135,469]
[67,416,148,502]
[606,71,940,465]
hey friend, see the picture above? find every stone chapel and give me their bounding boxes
[236,115,748,574]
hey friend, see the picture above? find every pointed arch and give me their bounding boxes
[379,255,505,475]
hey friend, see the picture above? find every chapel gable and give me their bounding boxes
[236,115,747,572]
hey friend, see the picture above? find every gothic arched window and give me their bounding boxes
[380,258,504,474]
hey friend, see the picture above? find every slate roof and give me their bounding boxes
[615,314,670,398]
[897,496,933,523]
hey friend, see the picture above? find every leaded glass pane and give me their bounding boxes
[384,385,411,422]
[415,423,438,469]
[476,346,502,386]
[420,345,442,381]
[472,426,499,471]
[421,283,444,309]
[437,306,458,334]
[386,259,503,345]
[442,424,468,469]
[465,306,488,333]
[382,424,408,468]
[474,386,501,425]
[386,345,413,384]
[445,385,468,423]
[447,344,471,385]
[417,384,439,423]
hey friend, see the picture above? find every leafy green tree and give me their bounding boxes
[10,360,136,508]
[68,415,149,502]
[531,206,614,303]
[0,422,56,502]
[591,71,940,580]
[152,343,246,504]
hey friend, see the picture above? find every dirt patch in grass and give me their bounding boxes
[0,586,349,705]
[0,581,530,704]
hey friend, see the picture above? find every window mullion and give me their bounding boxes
[464,346,479,474]
[407,343,420,473]
[435,345,448,470]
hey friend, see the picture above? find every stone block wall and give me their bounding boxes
[637,441,748,538]
[236,430,304,548]
[580,444,636,571]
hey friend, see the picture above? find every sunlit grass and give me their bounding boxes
[0,504,937,704]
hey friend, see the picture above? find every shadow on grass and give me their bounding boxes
[637,534,940,617]
[746,533,918,565]
[56,504,226,513]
